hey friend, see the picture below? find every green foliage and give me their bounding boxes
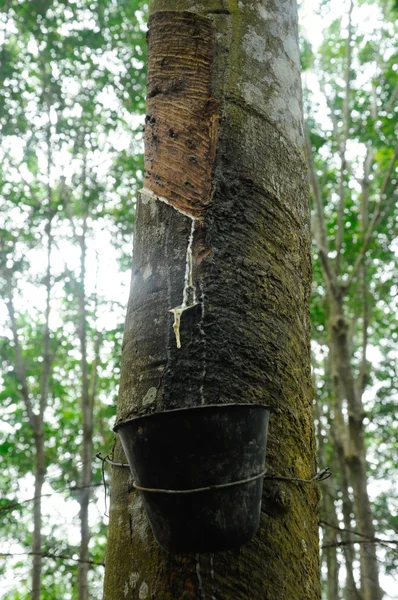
[300,35,315,71]
[0,0,146,597]
[304,0,398,594]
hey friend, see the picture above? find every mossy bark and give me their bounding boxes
[103,2,320,598]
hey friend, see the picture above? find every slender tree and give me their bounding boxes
[77,205,93,600]
[104,2,320,599]
[0,0,145,596]
[2,213,54,600]
[305,1,398,597]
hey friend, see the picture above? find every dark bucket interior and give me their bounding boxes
[114,403,271,553]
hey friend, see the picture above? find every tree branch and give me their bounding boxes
[4,273,38,432]
[39,216,53,419]
[357,146,372,395]
[61,177,79,243]
[321,519,398,542]
[335,0,353,275]
[305,128,338,296]
[322,539,398,550]
[0,551,104,567]
[320,519,398,556]
[343,144,398,293]
[0,483,103,513]
[89,252,101,408]
[385,83,398,115]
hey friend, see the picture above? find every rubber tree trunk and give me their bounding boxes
[104,2,319,598]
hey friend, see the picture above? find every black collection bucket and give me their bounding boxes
[114,403,271,553]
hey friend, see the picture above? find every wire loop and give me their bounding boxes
[133,469,267,495]
[96,453,331,494]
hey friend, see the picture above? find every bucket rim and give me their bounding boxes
[113,402,273,433]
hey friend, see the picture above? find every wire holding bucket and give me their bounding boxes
[96,453,331,495]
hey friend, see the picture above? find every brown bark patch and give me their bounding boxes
[144,11,219,220]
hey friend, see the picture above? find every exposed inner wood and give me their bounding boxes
[144,11,219,220]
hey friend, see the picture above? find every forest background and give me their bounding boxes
[0,0,397,598]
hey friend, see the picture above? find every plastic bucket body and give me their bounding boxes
[114,403,271,553]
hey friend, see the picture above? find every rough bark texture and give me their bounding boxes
[104,2,319,599]
[144,12,218,220]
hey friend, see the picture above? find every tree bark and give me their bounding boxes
[78,215,93,600]
[329,297,383,600]
[335,0,353,275]
[104,2,319,599]
[328,358,361,600]
[322,488,340,600]
[31,431,46,600]
[31,218,53,600]
[5,216,53,600]
[314,393,340,600]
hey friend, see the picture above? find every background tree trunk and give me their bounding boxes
[31,431,46,600]
[104,2,320,598]
[77,214,93,600]
[329,299,382,600]
[314,390,340,600]
[329,394,360,600]
[305,0,398,593]
[4,216,53,600]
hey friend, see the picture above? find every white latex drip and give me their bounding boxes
[198,282,206,404]
[139,188,199,349]
[169,217,198,348]
[182,218,196,308]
